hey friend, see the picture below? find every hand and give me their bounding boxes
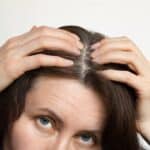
[90,36,150,139]
[0,25,83,92]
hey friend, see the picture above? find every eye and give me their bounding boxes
[34,116,56,135]
[79,133,96,146]
[36,116,53,129]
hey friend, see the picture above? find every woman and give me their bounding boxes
[0,25,149,150]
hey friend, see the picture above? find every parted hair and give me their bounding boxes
[0,25,140,150]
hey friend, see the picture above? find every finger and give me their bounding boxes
[57,27,81,41]
[92,50,145,74]
[91,36,135,49]
[30,25,38,31]
[97,69,140,90]
[19,26,83,49]
[3,26,35,49]
[23,54,74,72]
[91,37,143,58]
[3,26,39,49]
[91,37,110,49]
[4,26,83,50]
[17,36,81,56]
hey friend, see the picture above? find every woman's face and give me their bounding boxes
[4,76,106,150]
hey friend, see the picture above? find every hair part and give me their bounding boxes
[0,25,140,150]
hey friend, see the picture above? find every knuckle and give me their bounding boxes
[40,27,49,35]
[38,26,53,35]
[6,38,15,45]
[5,37,18,48]
[39,26,49,30]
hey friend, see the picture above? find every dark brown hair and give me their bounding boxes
[0,25,140,149]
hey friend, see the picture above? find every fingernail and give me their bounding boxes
[65,60,74,65]
[72,34,80,41]
[91,53,96,58]
[74,49,81,55]
[91,42,100,49]
[70,47,80,55]
[91,51,96,58]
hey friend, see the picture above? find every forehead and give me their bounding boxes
[25,75,106,129]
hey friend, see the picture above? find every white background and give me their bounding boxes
[0,0,150,58]
[0,0,150,148]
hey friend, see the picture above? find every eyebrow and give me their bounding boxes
[37,108,64,126]
[36,107,102,135]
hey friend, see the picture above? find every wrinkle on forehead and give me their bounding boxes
[25,75,106,130]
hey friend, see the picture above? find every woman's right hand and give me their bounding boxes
[0,25,83,92]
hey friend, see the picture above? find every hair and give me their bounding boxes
[0,25,141,150]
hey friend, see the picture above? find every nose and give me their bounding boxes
[54,141,69,150]
[49,137,74,150]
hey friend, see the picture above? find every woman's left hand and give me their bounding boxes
[90,36,150,139]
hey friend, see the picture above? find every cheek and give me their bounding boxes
[8,116,48,150]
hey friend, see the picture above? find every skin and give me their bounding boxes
[4,75,105,150]
[91,37,150,139]
[0,25,149,144]
[0,25,83,92]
